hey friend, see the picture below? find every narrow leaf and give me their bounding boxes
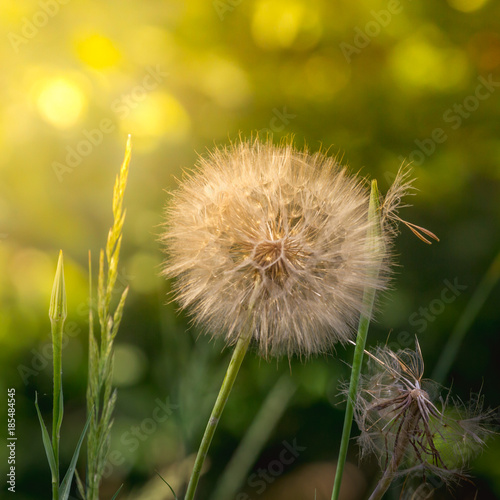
[155,470,179,499]
[74,469,86,500]
[35,393,58,480]
[59,411,92,500]
[110,484,124,500]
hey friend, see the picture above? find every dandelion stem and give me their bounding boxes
[331,180,382,500]
[184,329,253,500]
[184,282,260,500]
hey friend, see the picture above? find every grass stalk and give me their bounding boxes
[331,180,382,500]
[432,249,500,384]
[49,250,67,500]
[85,136,131,500]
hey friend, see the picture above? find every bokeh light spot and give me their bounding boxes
[75,33,122,69]
[390,31,470,91]
[199,57,251,108]
[120,91,190,143]
[113,343,147,387]
[35,77,87,129]
[252,0,322,50]
[447,0,490,12]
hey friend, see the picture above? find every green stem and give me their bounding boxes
[49,250,67,500]
[184,330,253,500]
[432,249,500,384]
[331,180,382,500]
[51,321,63,500]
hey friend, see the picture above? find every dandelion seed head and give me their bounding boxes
[162,139,403,358]
[352,341,495,487]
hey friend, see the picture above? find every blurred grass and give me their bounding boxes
[1,0,500,498]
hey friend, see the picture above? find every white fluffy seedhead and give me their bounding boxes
[162,139,405,358]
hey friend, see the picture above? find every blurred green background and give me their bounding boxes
[1,0,500,499]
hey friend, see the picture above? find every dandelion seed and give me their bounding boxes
[351,339,495,499]
[161,139,409,358]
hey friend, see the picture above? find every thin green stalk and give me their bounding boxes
[184,284,260,500]
[331,180,382,500]
[51,329,62,500]
[184,331,252,500]
[49,250,67,500]
[432,249,500,384]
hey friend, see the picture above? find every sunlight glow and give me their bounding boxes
[120,91,190,142]
[390,32,470,91]
[35,77,87,129]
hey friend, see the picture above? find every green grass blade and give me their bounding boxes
[155,470,178,499]
[35,392,58,491]
[110,484,124,500]
[59,411,92,500]
[74,469,86,500]
[432,249,500,384]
